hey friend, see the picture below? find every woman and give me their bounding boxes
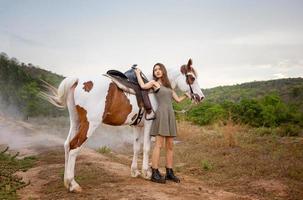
[135,63,190,184]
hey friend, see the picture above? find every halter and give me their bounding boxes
[184,71,201,102]
[173,68,199,114]
[185,72,195,97]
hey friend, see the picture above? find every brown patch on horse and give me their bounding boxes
[70,105,89,150]
[180,58,197,75]
[102,82,132,126]
[83,81,93,92]
[180,65,187,74]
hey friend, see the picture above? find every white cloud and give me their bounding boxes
[273,73,286,79]
[217,31,303,46]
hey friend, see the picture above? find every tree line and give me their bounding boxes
[0,52,65,118]
[1,52,302,135]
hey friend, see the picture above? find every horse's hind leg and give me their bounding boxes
[64,105,100,192]
[63,86,78,189]
[64,113,78,187]
[131,126,143,177]
[65,120,99,192]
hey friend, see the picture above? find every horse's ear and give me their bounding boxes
[187,58,193,70]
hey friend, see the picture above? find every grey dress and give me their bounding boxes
[150,85,177,137]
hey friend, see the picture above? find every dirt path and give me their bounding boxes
[1,115,259,199]
[16,146,258,200]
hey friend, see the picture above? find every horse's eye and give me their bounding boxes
[189,76,195,84]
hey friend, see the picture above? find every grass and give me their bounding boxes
[0,146,37,200]
[173,120,303,200]
[97,146,111,154]
[200,159,213,171]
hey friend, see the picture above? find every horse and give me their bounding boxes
[40,58,204,192]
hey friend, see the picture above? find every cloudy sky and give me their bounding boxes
[0,0,302,88]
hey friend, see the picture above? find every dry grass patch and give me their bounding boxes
[174,121,303,200]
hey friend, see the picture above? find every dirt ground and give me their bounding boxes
[2,115,299,200]
[15,146,256,200]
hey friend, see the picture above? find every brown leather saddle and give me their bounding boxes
[106,67,156,122]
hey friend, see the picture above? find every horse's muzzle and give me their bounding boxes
[191,93,204,103]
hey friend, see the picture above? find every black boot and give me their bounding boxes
[151,167,166,184]
[165,167,180,183]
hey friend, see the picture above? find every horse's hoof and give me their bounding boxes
[141,169,152,179]
[64,179,70,189]
[70,185,83,193]
[69,180,82,193]
[74,185,83,193]
[131,169,141,177]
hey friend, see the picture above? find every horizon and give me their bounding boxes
[3,51,302,90]
[1,0,303,88]
[1,51,303,90]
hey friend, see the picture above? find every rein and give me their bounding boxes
[173,103,195,114]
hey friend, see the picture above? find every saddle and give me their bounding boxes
[106,67,154,117]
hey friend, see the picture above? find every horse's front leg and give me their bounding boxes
[131,126,142,177]
[141,120,152,179]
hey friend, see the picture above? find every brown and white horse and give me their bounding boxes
[41,59,204,192]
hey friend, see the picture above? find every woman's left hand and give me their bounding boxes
[134,68,141,74]
[185,92,191,98]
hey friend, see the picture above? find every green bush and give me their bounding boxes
[187,101,227,125]
[183,93,303,133]
[0,147,37,199]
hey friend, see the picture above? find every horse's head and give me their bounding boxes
[176,59,205,103]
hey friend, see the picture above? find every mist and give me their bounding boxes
[0,96,134,155]
[0,96,23,119]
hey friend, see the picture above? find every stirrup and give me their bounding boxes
[145,109,156,120]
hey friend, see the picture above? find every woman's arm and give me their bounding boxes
[134,68,158,89]
[172,90,190,103]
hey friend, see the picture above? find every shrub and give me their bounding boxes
[178,87,303,132]
[200,159,213,171]
[276,124,301,137]
[97,146,111,154]
[187,101,226,125]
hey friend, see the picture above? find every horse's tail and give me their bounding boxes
[39,77,78,109]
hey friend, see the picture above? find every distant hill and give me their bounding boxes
[203,78,303,111]
[1,52,302,125]
[0,53,65,118]
[174,78,303,130]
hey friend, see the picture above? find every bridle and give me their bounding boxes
[185,72,195,99]
[182,67,200,102]
[173,65,201,114]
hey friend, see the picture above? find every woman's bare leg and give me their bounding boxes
[165,137,174,168]
[165,136,180,182]
[151,136,164,169]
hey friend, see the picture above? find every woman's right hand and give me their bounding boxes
[152,80,161,88]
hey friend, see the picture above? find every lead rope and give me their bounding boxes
[173,103,194,113]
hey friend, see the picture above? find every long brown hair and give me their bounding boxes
[153,63,172,89]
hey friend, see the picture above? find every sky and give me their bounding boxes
[0,0,302,88]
